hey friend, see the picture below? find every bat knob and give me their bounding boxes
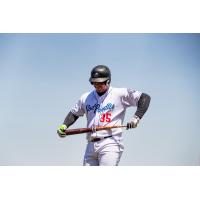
[57,130,67,138]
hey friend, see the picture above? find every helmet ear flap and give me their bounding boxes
[106,79,110,85]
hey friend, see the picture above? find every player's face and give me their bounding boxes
[93,82,108,93]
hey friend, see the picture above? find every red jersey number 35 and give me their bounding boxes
[100,112,111,122]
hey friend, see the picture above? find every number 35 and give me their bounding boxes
[100,112,111,122]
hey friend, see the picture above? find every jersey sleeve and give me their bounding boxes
[70,93,87,117]
[121,88,142,107]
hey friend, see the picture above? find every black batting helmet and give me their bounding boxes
[89,65,111,84]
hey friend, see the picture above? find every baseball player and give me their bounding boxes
[57,65,151,166]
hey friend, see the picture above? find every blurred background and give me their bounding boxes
[0,33,199,165]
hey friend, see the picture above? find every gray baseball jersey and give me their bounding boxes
[71,86,142,141]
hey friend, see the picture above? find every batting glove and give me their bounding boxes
[57,124,67,137]
[127,116,140,129]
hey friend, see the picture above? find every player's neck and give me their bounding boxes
[97,91,107,96]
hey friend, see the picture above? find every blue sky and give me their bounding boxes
[0,33,200,165]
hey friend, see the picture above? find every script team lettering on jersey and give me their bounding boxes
[86,103,115,114]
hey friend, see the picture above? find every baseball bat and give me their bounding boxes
[64,125,127,136]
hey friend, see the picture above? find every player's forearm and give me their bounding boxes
[63,111,79,127]
[135,93,151,119]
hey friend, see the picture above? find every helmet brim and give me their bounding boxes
[89,77,109,83]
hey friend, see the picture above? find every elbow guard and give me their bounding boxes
[135,93,151,119]
[63,111,79,127]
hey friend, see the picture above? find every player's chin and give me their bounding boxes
[95,88,102,93]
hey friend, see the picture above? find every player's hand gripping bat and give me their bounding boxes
[64,125,127,136]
